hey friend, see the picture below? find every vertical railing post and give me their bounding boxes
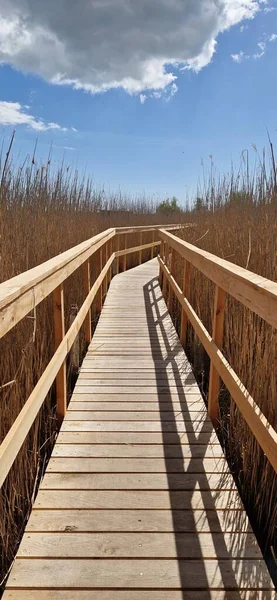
[53,284,67,423]
[123,233,127,272]
[96,246,103,314]
[159,239,164,287]
[208,285,226,425]
[104,241,108,295]
[83,259,91,345]
[115,233,120,275]
[168,248,176,313]
[139,232,143,265]
[108,238,112,286]
[162,242,168,298]
[151,230,155,259]
[180,260,191,346]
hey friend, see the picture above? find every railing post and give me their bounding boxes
[159,239,164,287]
[115,234,120,275]
[168,248,176,313]
[151,230,155,259]
[108,238,112,286]
[53,284,67,423]
[162,242,168,298]
[123,233,127,272]
[180,260,191,346]
[139,232,143,265]
[208,285,226,425]
[82,259,91,345]
[96,247,103,314]
[104,241,108,295]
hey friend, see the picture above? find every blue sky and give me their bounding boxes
[0,0,277,204]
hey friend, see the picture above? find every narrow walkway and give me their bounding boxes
[4,259,274,598]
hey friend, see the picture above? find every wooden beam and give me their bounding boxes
[158,256,277,473]
[151,230,155,259]
[123,234,127,272]
[180,260,191,346]
[115,241,160,258]
[82,260,91,345]
[53,285,67,423]
[138,232,143,265]
[168,249,177,313]
[0,254,115,489]
[208,286,226,425]
[96,248,103,314]
[115,234,120,275]
[0,229,115,339]
[159,229,277,329]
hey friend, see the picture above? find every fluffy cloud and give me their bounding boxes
[0,101,67,131]
[0,1,259,96]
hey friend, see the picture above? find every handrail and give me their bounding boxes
[0,223,182,488]
[158,229,277,473]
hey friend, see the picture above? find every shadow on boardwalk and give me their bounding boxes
[143,273,270,597]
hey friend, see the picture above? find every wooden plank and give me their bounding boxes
[26,508,250,533]
[56,431,219,444]
[63,411,208,421]
[69,393,204,402]
[17,531,262,559]
[60,421,214,433]
[52,443,223,458]
[68,401,204,411]
[34,488,244,510]
[5,558,273,589]
[4,592,276,600]
[47,457,227,473]
[40,472,235,490]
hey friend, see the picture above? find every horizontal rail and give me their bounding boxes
[0,253,114,488]
[115,224,182,235]
[159,229,277,329]
[0,228,115,338]
[115,240,160,258]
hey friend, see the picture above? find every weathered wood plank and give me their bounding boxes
[47,456,227,473]
[52,443,223,458]
[26,508,250,533]
[4,592,276,600]
[34,488,244,510]
[6,558,273,589]
[18,531,262,559]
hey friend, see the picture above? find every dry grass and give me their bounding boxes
[0,136,276,589]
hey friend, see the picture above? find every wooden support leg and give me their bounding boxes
[96,247,103,313]
[108,238,112,286]
[104,242,108,295]
[151,230,155,259]
[168,249,176,313]
[159,240,164,287]
[83,259,91,345]
[162,243,168,298]
[208,285,226,425]
[115,234,120,275]
[123,233,127,272]
[139,232,143,265]
[53,284,67,424]
[180,260,191,346]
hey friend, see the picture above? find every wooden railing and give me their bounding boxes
[0,223,181,488]
[158,228,277,473]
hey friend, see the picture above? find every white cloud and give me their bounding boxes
[240,24,249,31]
[269,33,277,41]
[0,101,67,131]
[0,1,259,97]
[140,94,147,105]
[231,51,247,62]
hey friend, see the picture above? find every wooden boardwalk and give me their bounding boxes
[4,259,274,598]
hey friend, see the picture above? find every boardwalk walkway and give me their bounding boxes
[4,259,274,598]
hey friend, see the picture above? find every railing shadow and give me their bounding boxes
[143,272,269,596]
